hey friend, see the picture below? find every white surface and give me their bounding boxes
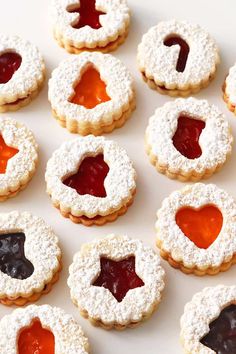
[0,1,236,353]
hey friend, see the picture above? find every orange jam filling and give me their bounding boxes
[0,135,18,173]
[175,205,223,249]
[18,320,55,354]
[70,67,111,109]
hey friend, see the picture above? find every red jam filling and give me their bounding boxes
[175,205,223,249]
[0,52,22,84]
[93,256,144,302]
[201,304,236,354]
[0,232,34,280]
[164,35,190,72]
[67,0,105,29]
[70,67,111,109]
[172,115,205,159]
[18,320,55,354]
[63,154,109,198]
[0,135,18,173]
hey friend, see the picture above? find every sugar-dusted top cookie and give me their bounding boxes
[138,20,219,96]
[51,0,130,53]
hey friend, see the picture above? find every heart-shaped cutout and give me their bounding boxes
[69,66,111,109]
[172,115,205,159]
[175,205,223,249]
[93,256,144,302]
[18,320,55,354]
[0,52,22,84]
[67,0,106,29]
[63,154,109,198]
[0,232,34,280]
[0,135,19,174]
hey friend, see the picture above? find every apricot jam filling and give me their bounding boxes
[172,115,205,159]
[0,135,18,173]
[0,52,22,84]
[93,256,144,302]
[175,205,223,249]
[67,0,105,30]
[164,35,190,73]
[69,67,111,109]
[201,304,236,354]
[63,154,109,198]
[18,319,55,354]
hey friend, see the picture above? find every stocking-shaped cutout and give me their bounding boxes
[70,67,111,109]
[172,115,205,159]
[164,35,190,72]
[175,205,223,249]
[18,319,55,354]
[67,0,106,29]
[0,52,22,84]
[201,304,236,354]
[0,232,34,280]
[0,135,19,173]
[93,256,144,302]
[63,154,109,198]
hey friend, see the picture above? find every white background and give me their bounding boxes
[0,1,236,353]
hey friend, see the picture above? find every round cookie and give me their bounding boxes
[48,52,135,135]
[223,62,236,114]
[51,0,130,53]
[137,20,219,96]
[0,35,45,112]
[68,234,165,330]
[145,97,233,182]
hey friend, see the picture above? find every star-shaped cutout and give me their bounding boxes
[0,135,18,174]
[201,304,236,353]
[67,0,106,30]
[93,256,144,302]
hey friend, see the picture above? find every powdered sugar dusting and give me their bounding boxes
[0,211,61,298]
[137,20,219,88]
[0,35,45,104]
[45,135,136,217]
[146,98,233,174]
[180,285,236,354]
[0,304,89,354]
[156,183,236,269]
[48,52,134,124]
[68,234,165,325]
[51,0,130,47]
[0,117,38,196]
[225,63,236,105]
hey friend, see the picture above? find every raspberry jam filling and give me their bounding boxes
[63,154,109,198]
[67,0,105,29]
[70,67,111,109]
[175,205,223,249]
[164,35,190,72]
[18,320,55,354]
[0,135,19,173]
[172,115,205,159]
[0,232,34,280]
[93,256,144,302]
[201,304,236,354]
[0,52,22,84]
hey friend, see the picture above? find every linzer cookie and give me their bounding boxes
[0,211,61,306]
[181,285,236,354]
[145,98,233,182]
[48,52,135,135]
[0,117,38,201]
[137,20,219,96]
[156,183,236,276]
[51,0,130,53]
[45,135,136,226]
[0,304,89,353]
[223,62,236,114]
[68,234,165,330]
[0,35,45,112]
